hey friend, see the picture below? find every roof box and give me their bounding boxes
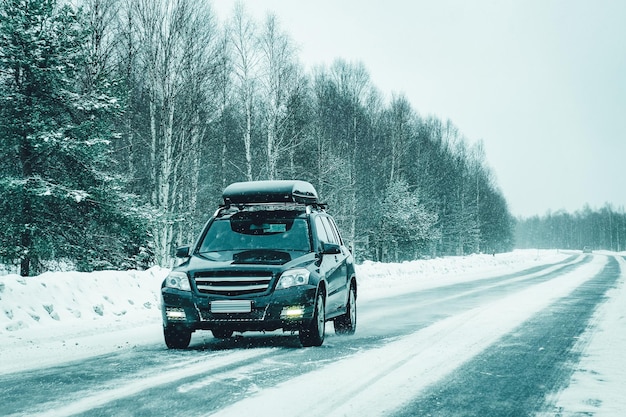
[223,180,318,205]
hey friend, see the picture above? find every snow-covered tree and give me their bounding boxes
[0,0,149,275]
[379,179,440,262]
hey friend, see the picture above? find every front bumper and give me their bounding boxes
[161,285,318,333]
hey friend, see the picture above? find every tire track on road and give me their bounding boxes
[4,349,277,417]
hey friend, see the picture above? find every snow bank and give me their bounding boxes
[0,267,167,334]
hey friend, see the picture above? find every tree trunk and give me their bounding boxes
[267,119,276,179]
[19,137,34,277]
[245,100,253,181]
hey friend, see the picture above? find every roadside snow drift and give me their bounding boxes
[0,267,167,333]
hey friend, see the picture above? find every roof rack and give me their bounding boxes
[216,202,325,216]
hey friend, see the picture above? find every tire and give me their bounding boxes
[163,325,192,349]
[299,292,325,347]
[212,329,234,339]
[334,286,356,335]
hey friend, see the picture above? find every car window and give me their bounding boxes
[329,217,345,245]
[320,217,339,245]
[199,212,310,252]
[314,217,330,243]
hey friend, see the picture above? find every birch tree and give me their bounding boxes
[327,60,373,255]
[171,1,218,246]
[228,2,259,181]
[387,94,413,184]
[213,25,236,191]
[132,0,218,264]
[258,13,305,180]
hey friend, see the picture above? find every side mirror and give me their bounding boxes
[321,241,341,255]
[175,246,191,258]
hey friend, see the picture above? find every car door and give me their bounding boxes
[315,216,348,316]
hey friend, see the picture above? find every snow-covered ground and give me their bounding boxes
[1,249,624,415]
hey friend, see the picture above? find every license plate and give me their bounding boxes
[210,300,252,313]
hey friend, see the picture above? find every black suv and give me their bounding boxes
[160,180,357,348]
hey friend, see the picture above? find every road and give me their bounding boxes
[1,254,621,417]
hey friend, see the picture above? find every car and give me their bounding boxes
[160,180,357,348]
[582,246,592,253]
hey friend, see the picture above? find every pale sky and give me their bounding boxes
[212,0,626,217]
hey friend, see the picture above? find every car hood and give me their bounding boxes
[180,250,317,273]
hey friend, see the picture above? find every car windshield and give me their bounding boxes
[198,211,311,253]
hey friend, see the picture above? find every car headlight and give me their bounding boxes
[164,271,191,291]
[276,268,310,290]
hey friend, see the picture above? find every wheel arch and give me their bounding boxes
[349,276,357,300]
[317,280,327,302]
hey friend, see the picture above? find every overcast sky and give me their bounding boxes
[212,0,626,218]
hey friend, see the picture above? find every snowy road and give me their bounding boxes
[1,253,623,416]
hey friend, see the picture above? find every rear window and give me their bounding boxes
[199,211,311,253]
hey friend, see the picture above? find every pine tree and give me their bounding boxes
[0,0,149,275]
[380,179,440,262]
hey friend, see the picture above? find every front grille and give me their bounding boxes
[194,270,273,296]
[200,307,267,322]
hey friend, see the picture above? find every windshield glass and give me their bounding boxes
[198,211,311,253]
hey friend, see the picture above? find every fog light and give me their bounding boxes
[281,306,304,319]
[166,308,186,321]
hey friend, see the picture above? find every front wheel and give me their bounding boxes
[334,286,356,335]
[163,325,192,349]
[299,292,325,347]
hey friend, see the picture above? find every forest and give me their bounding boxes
[0,0,515,276]
[515,205,626,252]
